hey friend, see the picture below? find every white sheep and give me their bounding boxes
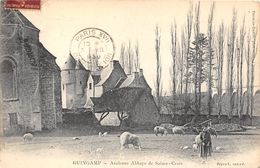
[172,126,185,135]
[72,137,80,140]
[98,132,102,137]
[23,133,34,142]
[102,132,108,136]
[193,133,202,151]
[160,123,175,130]
[154,126,168,136]
[120,132,141,150]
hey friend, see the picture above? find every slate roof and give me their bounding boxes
[95,65,112,86]
[62,54,76,70]
[119,72,151,90]
[95,60,126,86]
[2,10,39,31]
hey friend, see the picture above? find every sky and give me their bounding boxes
[19,0,260,95]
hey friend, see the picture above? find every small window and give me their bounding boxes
[9,113,18,126]
[89,83,92,90]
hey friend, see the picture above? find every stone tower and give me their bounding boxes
[61,54,76,109]
[61,55,90,109]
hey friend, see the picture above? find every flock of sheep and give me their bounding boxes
[23,123,220,154]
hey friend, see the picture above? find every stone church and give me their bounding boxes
[0,6,62,134]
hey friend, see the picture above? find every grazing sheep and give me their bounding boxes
[98,132,102,137]
[160,123,175,130]
[102,132,108,136]
[172,126,185,135]
[154,126,168,136]
[120,132,141,150]
[215,146,223,151]
[23,133,33,142]
[182,146,191,150]
[73,137,80,140]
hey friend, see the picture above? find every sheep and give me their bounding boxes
[98,132,102,137]
[119,132,141,150]
[154,126,168,136]
[72,137,80,140]
[160,123,175,130]
[182,146,191,150]
[23,133,34,142]
[172,126,185,135]
[102,132,108,136]
[193,133,202,151]
[215,146,223,151]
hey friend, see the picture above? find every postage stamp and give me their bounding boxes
[70,28,115,68]
[4,0,40,9]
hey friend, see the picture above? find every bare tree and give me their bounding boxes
[245,28,251,117]
[127,41,133,74]
[155,24,162,111]
[250,11,257,122]
[120,43,126,71]
[237,16,246,122]
[235,39,240,117]
[134,40,140,72]
[170,21,177,96]
[216,22,225,121]
[183,3,193,123]
[207,2,215,118]
[180,29,186,94]
[227,8,237,121]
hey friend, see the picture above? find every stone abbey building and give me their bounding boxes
[61,56,160,127]
[0,7,62,134]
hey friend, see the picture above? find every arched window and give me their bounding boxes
[0,59,18,100]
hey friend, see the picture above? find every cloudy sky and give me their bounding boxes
[20,0,260,94]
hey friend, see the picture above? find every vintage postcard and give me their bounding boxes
[0,0,259,168]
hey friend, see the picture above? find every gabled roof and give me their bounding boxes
[119,72,151,90]
[2,10,39,31]
[62,54,76,70]
[95,60,127,86]
[119,74,135,88]
[95,64,113,86]
[38,43,56,59]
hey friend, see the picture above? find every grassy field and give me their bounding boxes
[1,128,260,168]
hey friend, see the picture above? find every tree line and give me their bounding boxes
[154,2,258,125]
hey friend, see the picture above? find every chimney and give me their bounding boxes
[110,60,119,68]
[133,71,139,78]
[139,68,143,77]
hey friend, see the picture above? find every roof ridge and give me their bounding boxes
[14,11,39,31]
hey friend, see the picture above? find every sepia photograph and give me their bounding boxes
[0,0,259,167]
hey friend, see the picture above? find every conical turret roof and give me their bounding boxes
[62,54,76,70]
[75,60,86,70]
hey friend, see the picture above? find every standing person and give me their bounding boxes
[200,127,212,159]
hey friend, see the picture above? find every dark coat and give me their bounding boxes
[200,130,212,158]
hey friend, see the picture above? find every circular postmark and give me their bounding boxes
[70,28,115,69]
